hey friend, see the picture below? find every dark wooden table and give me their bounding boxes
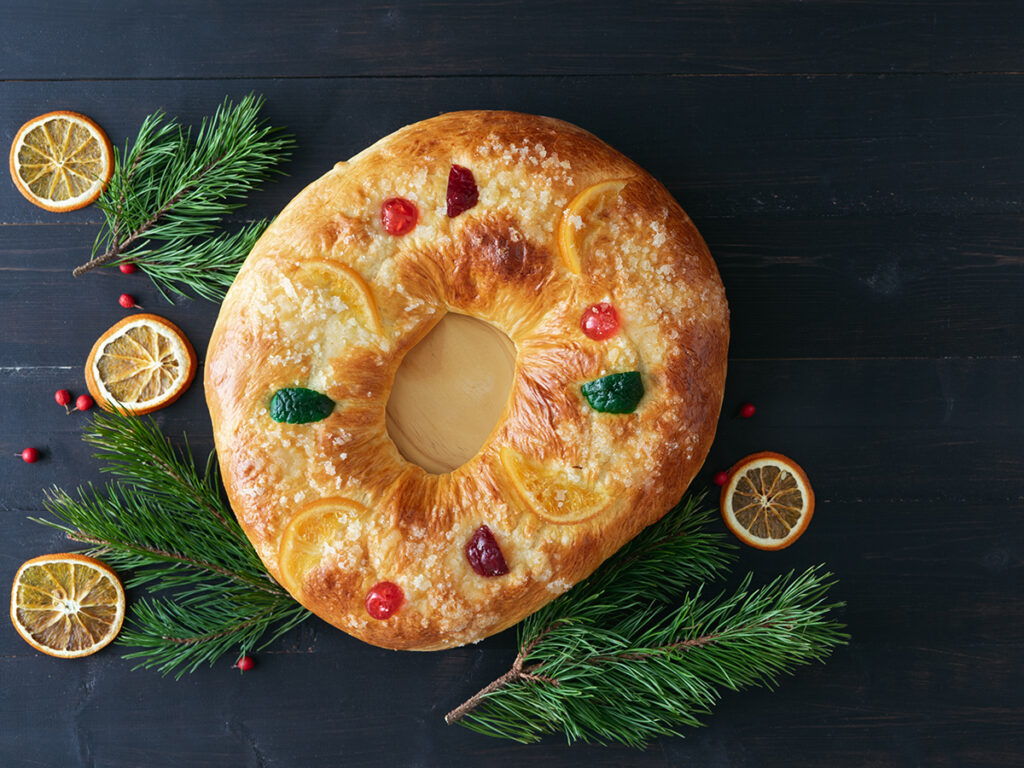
[2,2,1021,766]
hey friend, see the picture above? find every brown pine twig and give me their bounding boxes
[445,628,560,725]
[73,155,224,277]
[65,532,281,595]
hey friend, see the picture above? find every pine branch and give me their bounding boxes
[31,408,845,734]
[446,498,848,747]
[126,222,268,303]
[35,410,311,678]
[74,93,293,302]
[119,593,308,678]
[80,406,234,532]
[521,494,737,637]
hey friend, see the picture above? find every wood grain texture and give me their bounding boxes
[1,0,1022,765]
[1,0,1022,79]
[4,356,1021,508]
[2,214,1021,365]
[3,74,1024,226]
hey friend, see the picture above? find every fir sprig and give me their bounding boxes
[446,499,847,746]
[36,411,309,678]
[523,495,737,633]
[73,93,293,302]
[33,411,845,739]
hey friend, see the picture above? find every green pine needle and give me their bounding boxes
[128,222,269,303]
[73,93,294,302]
[447,498,848,746]
[522,494,737,636]
[32,410,846,737]
[35,410,310,678]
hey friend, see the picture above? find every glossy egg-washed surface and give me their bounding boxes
[205,111,729,650]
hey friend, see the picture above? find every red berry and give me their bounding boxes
[446,164,478,218]
[75,394,94,412]
[118,293,136,309]
[119,263,137,274]
[365,581,404,620]
[21,447,40,463]
[380,197,419,236]
[465,525,510,577]
[713,470,729,486]
[580,302,620,340]
[55,389,72,407]
[233,655,255,672]
[738,402,756,419]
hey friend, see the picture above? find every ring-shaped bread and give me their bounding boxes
[205,111,729,650]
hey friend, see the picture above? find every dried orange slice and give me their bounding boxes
[720,452,815,550]
[294,260,383,335]
[557,178,630,274]
[500,446,609,525]
[9,111,113,212]
[278,498,368,594]
[10,553,125,658]
[85,313,197,415]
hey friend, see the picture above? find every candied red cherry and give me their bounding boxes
[365,581,404,620]
[581,302,620,340]
[446,164,478,218]
[380,197,419,236]
[465,525,510,577]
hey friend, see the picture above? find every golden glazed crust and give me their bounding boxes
[205,111,729,650]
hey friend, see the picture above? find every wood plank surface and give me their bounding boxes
[1,1,1021,765]
[1,0,1023,79]
[3,213,1022,363]
[3,74,1024,227]
[1,489,1019,768]
[5,356,1022,505]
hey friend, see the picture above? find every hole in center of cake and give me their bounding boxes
[386,313,517,474]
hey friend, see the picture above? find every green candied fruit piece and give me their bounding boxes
[580,371,644,414]
[269,387,335,424]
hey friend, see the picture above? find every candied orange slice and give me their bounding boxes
[85,313,197,415]
[9,111,113,212]
[294,260,383,335]
[499,446,608,525]
[278,498,368,594]
[557,178,630,274]
[720,452,815,550]
[10,554,125,658]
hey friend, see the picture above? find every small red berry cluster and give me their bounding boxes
[712,402,757,486]
[54,389,93,415]
[116,261,140,309]
[19,391,95,463]
[23,263,143,462]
